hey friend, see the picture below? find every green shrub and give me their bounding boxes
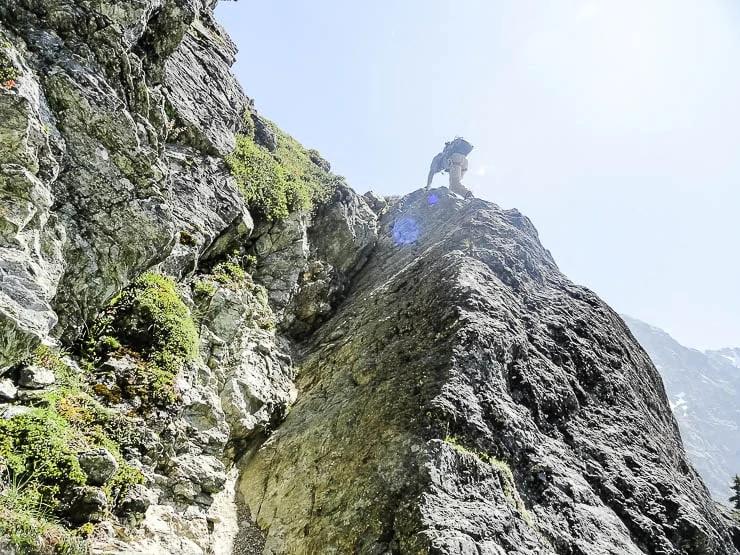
[0,386,144,512]
[0,350,144,549]
[227,136,303,221]
[0,408,87,502]
[193,279,216,298]
[226,118,343,221]
[78,273,199,409]
[212,260,247,284]
[108,273,198,371]
[0,474,90,555]
[87,272,198,408]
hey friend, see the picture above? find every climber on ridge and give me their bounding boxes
[425,137,474,198]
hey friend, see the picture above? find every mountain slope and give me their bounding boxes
[239,189,738,554]
[623,316,740,504]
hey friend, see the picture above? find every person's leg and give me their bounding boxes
[448,162,462,191]
[448,155,473,198]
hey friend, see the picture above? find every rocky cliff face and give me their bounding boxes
[0,1,739,554]
[623,316,740,505]
[0,0,248,364]
[239,190,739,554]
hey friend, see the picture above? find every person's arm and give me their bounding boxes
[426,153,443,188]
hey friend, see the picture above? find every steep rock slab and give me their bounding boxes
[160,145,252,279]
[284,183,378,336]
[0,0,247,343]
[239,188,738,554]
[0,30,65,367]
[0,0,179,338]
[162,14,244,156]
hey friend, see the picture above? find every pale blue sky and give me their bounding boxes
[216,0,740,350]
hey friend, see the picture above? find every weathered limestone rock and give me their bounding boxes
[0,2,177,339]
[62,486,109,524]
[250,212,309,319]
[239,188,739,554]
[163,16,245,156]
[199,284,295,448]
[0,0,248,347]
[0,378,17,401]
[0,404,31,420]
[18,363,54,388]
[117,484,152,521]
[167,453,226,502]
[363,190,388,214]
[0,32,65,368]
[252,113,276,152]
[0,1,257,553]
[285,183,378,336]
[97,504,210,555]
[0,537,16,555]
[160,145,253,280]
[79,448,119,487]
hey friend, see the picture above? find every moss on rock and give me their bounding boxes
[88,272,198,408]
[226,117,343,221]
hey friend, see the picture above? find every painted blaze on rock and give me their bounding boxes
[239,188,739,554]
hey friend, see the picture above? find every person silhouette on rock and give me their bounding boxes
[426,137,474,198]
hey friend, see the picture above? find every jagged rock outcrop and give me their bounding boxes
[0,1,260,552]
[0,30,65,367]
[284,183,378,336]
[623,316,740,505]
[0,0,248,363]
[239,188,739,554]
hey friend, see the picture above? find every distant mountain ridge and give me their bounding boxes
[623,315,740,503]
[708,348,740,371]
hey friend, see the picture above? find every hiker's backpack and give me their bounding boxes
[447,138,474,156]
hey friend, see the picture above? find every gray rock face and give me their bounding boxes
[251,212,309,318]
[252,114,277,152]
[0,0,262,552]
[167,453,226,502]
[117,483,152,519]
[623,316,740,505]
[0,537,16,555]
[285,183,378,336]
[0,34,66,368]
[79,448,119,486]
[62,486,109,524]
[0,404,31,420]
[0,0,247,346]
[199,284,295,448]
[239,188,739,554]
[0,0,177,340]
[160,145,253,279]
[0,378,17,401]
[17,363,54,388]
[163,16,245,156]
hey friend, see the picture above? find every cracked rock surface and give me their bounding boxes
[239,188,739,554]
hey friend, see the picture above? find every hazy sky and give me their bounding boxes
[215,0,740,350]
